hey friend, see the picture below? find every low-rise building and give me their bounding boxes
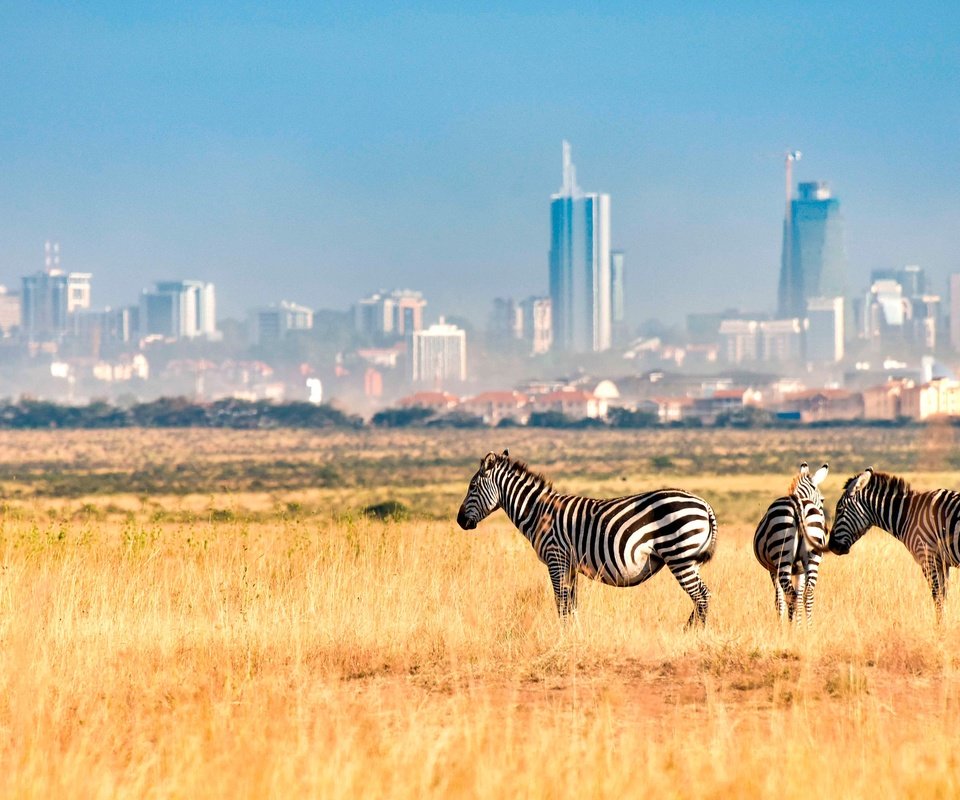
[460,391,530,425]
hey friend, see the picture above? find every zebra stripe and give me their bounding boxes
[830,468,960,621]
[753,462,829,622]
[456,450,718,626]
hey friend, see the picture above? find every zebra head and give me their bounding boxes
[457,450,509,530]
[791,461,829,508]
[829,468,874,555]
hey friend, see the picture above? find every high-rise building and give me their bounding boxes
[610,249,627,345]
[489,298,524,345]
[806,296,845,363]
[410,318,467,385]
[718,319,760,363]
[0,286,21,336]
[520,296,552,355]
[760,318,806,362]
[949,274,960,352]
[778,182,847,319]
[249,301,314,345]
[549,141,611,353]
[140,280,217,340]
[20,243,92,343]
[355,289,426,339]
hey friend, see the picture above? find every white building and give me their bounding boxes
[140,280,217,340]
[0,285,20,336]
[759,318,806,362]
[356,289,426,338]
[410,318,467,385]
[249,301,314,345]
[950,274,960,352]
[718,319,759,363]
[806,296,844,363]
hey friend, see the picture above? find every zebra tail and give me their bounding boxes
[697,503,719,563]
[791,494,827,554]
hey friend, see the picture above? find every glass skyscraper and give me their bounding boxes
[549,142,611,353]
[777,181,847,319]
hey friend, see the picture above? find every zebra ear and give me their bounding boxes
[812,464,828,487]
[847,468,872,495]
[799,462,809,476]
[501,449,509,458]
[481,452,498,472]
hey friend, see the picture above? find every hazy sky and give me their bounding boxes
[1,2,957,325]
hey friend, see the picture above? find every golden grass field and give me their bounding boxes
[3,426,960,798]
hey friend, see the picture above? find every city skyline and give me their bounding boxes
[0,4,958,325]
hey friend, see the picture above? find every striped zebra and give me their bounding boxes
[830,468,960,621]
[456,450,718,626]
[752,462,829,622]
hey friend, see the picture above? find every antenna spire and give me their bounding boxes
[560,140,581,197]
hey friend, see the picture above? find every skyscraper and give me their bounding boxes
[140,280,216,339]
[777,182,847,319]
[610,249,627,344]
[549,142,611,353]
[20,242,92,344]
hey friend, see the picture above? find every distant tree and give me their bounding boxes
[130,397,210,427]
[426,411,486,429]
[527,411,573,428]
[370,406,435,428]
[607,407,658,428]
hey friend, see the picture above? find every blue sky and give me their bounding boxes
[1,2,957,324]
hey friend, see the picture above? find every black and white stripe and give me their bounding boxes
[752,462,829,622]
[830,468,960,621]
[456,450,718,626]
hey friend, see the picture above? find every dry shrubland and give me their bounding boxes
[2,428,960,797]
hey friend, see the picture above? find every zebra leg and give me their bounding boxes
[667,561,711,628]
[804,559,821,622]
[547,552,577,618]
[924,558,948,623]
[793,572,807,626]
[777,564,796,623]
[770,571,786,619]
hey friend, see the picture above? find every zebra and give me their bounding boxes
[456,450,718,626]
[830,467,960,622]
[752,462,829,622]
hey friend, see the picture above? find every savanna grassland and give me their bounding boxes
[3,426,960,798]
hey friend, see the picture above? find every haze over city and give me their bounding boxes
[2,2,958,324]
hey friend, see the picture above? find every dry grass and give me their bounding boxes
[2,429,960,797]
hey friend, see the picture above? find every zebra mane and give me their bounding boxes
[845,470,911,495]
[787,474,806,495]
[501,457,554,491]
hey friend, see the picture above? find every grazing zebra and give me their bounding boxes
[830,468,960,621]
[456,450,718,626]
[752,462,829,622]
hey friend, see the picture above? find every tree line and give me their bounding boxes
[0,398,918,430]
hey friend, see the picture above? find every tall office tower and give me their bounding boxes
[806,296,845,363]
[20,242,92,343]
[610,249,627,344]
[777,182,847,319]
[410,318,467,385]
[140,280,217,339]
[549,141,611,353]
[520,296,552,355]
